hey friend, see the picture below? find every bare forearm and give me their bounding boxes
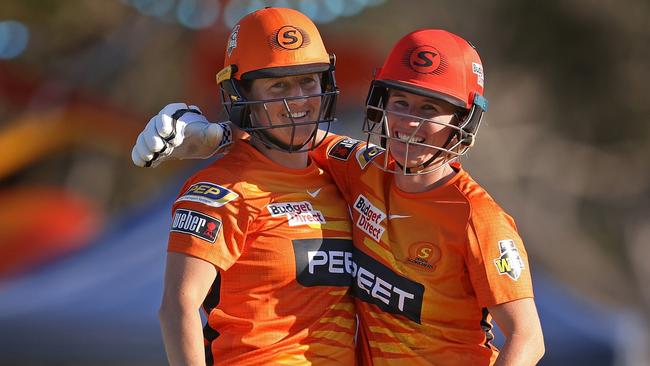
[494,332,545,366]
[159,307,206,366]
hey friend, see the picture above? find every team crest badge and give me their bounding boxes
[493,239,525,281]
[406,242,441,271]
[407,45,444,75]
[271,25,310,51]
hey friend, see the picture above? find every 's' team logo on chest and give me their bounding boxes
[353,195,386,242]
[406,242,441,271]
[267,201,326,227]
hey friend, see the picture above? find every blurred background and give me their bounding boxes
[1,0,648,364]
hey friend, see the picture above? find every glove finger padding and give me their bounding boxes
[167,110,205,148]
[143,116,168,152]
[156,102,189,139]
[131,145,147,167]
[135,133,160,164]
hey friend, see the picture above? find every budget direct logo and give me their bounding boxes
[267,201,326,227]
[353,194,386,242]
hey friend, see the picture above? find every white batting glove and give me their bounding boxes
[131,103,231,168]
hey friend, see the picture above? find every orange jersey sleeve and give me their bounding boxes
[168,171,250,271]
[462,184,534,307]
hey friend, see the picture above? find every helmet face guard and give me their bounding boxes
[218,56,339,153]
[362,81,488,175]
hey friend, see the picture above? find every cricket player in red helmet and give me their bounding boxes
[345,29,544,365]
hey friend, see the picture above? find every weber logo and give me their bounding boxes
[171,209,221,243]
[353,195,386,242]
[292,238,354,287]
[267,201,326,227]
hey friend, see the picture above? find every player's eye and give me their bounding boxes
[420,104,439,116]
[300,77,317,87]
[270,81,286,90]
[389,100,408,109]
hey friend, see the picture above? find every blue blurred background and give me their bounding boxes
[1,0,649,364]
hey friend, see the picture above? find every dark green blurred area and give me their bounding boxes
[1,0,649,361]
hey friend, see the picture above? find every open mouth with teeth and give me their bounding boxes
[283,111,310,120]
[393,130,426,144]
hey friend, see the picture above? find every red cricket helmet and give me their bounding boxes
[363,29,489,175]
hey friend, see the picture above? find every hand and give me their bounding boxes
[131,103,229,168]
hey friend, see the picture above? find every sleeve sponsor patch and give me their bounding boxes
[327,138,361,161]
[356,144,384,170]
[171,208,221,243]
[493,239,525,281]
[176,182,239,208]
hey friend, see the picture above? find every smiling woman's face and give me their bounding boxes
[246,73,322,147]
[384,90,458,170]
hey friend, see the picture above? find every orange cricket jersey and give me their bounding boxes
[310,135,535,366]
[168,138,356,365]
